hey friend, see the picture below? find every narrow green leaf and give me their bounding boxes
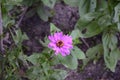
[113,3,120,31]
[50,23,60,33]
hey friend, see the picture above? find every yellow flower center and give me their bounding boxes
[56,40,64,48]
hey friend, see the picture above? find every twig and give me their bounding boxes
[0,3,5,80]
[81,38,89,48]
[0,4,4,53]
[3,33,11,44]
[15,7,28,28]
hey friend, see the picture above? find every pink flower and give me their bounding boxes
[48,32,73,56]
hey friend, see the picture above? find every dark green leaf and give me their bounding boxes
[22,0,34,6]
[25,8,36,19]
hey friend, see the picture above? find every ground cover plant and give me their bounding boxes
[0,0,120,80]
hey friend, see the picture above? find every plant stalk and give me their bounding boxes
[0,3,4,53]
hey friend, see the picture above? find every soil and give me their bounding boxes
[65,60,120,80]
[20,2,120,80]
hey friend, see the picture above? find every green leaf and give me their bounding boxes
[113,3,120,22]
[102,31,119,72]
[41,0,56,8]
[78,0,108,16]
[57,54,78,70]
[70,29,80,40]
[6,0,23,5]
[22,0,34,6]
[25,8,36,19]
[113,3,120,31]
[27,66,42,80]
[96,0,108,11]
[50,69,67,80]
[42,62,50,76]
[78,0,90,16]
[10,29,28,45]
[70,29,82,44]
[83,44,103,66]
[39,37,50,48]
[90,0,96,12]
[102,31,118,50]
[71,46,86,59]
[2,4,15,28]
[104,48,120,72]
[75,12,102,38]
[86,44,103,59]
[37,5,51,21]
[0,54,3,61]
[50,23,60,33]
[26,54,40,65]
[118,23,120,31]
[98,15,112,29]
[63,0,80,7]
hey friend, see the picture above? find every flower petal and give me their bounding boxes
[48,35,56,42]
[48,42,56,48]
